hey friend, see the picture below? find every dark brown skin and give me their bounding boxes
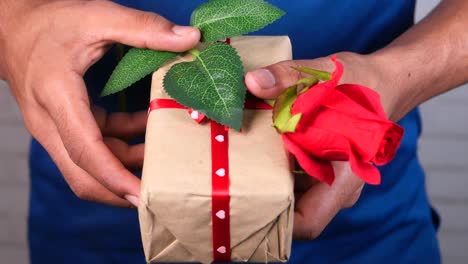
[245,0,468,240]
[0,0,467,240]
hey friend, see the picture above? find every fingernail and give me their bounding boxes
[172,25,197,36]
[125,195,140,207]
[249,69,276,89]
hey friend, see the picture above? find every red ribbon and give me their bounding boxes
[210,119,231,262]
[149,98,271,262]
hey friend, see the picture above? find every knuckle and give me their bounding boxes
[32,82,68,121]
[343,192,361,208]
[271,62,301,87]
[305,228,322,240]
[71,185,93,201]
[270,62,290,76]
[65,176,92,201]
[32,85,48,107]
[91,106,108,132]
[296,217,324,240]
[67,143,88,169]
[134,12,172,48]
[31,76,60,106]
[137,12,167,32]
[340,181,364,209]
[288,61,305,81]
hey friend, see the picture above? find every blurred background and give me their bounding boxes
[1,0,467,263]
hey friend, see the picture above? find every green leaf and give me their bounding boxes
[273,85,302,133]
[191,0,285,42]
[164,43,246,130]
[101,48,178,96]
[293,67,332,81]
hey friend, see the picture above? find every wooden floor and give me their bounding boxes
[1,1,468,263]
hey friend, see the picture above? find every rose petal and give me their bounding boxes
[335,84,388,119]
[282,56,403,185]
[282,134,335,185]
[324,86,387,123]
[372,123,404,165]
[292,56,344,121]
[348,146,381,185]
[290,124,350,158]
[310,106,390,162]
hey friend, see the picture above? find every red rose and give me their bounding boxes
[282,56,404,185]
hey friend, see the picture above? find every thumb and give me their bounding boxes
[90,1,200,52]
[245,58,333,99]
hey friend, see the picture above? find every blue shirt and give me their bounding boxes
[28,1,440,263]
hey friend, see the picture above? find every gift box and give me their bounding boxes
[139,36,294,263]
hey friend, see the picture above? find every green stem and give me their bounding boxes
[293,67,332,81]
[189,48,201,57]
[293,170,308,175]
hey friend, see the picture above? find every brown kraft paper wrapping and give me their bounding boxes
[139,36,294,263]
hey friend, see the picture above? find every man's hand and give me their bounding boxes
[245,53,383,239]
[245,0,468,239]
[0,0,200,207]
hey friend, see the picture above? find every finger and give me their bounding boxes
[293,162,364,240]
[245,58,334,99]
[104,138,144,169]
[86,1,200,52]
[38,74,141,202]
[293,181,339,240]
[93,106,147,140]
[23,105,132,207]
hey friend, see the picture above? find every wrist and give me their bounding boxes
[365,51,412,122]
[367,0,468,122]
[334,52,400,121]
[368,39,454,122]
